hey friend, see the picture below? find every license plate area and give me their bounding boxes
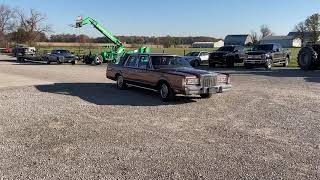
[217,75,228,83]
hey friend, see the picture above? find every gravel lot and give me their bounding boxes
[0,54,320,179]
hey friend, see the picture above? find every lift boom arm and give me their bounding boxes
[76,16,125,55]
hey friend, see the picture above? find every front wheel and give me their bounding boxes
[265,59,272,70]
[193,60,200,67]
[226,57,235,68]
[282,57,289,67]
[209,63,216,68]
[57,58,62,64]
[160,83,175,102]
[200,93,213,99]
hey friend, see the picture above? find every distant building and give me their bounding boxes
[224,35,253,46]
[260,36,301,48]
[192,40,224,48]
[288,32,320,45]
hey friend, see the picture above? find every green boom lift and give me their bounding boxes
[75,16,151,65]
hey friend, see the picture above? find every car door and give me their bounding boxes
[237,46,245,60]
[135,55,153,87]
[48,51,56,61]
[273,44,281,63]
[123,55,139,84]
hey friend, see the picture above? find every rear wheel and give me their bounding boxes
[159,83,174,102]
[45,58,51,64]
[94,55,103,65]
[244,63,252,69]
[200,93,213,99]
[116,75,127,90]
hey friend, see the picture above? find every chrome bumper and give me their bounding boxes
[244,59,267,64]
[184,84,232,95]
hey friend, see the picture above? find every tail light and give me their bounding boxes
[227,74,231,84]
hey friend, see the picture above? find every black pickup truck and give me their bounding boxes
[209,45,246,68]
[244,43,290,70]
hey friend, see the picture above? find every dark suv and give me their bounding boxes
[209,45,246,68]
[244,43,290,70]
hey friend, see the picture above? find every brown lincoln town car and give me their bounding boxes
[106,53,232,101]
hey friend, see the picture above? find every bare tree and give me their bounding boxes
[0,4,15,33]
[15,9,51,43]
[305,13,320,43]
[260,25,273,38]
[294,21,307,44]
[250,31,260,45]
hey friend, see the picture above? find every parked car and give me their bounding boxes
[3,48,12,53]
[209,45,246,68]
[244,43,290,70]
[15,47,36,62]
[42,49,78,64]
[107,53,232,101]
[182,51,209,67]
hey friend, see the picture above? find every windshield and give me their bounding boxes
[151,56,192,69]
[217,46,235,52]
[253,44,273,51]
[186,52,200,56]
[55,50,70,54]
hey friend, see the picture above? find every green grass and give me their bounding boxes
[36,46,300,67]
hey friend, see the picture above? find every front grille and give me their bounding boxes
[202,76,216,87]
[247,55,262,59]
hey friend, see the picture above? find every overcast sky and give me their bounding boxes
[4,0,320,38]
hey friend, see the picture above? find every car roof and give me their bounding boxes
[222,45,242,47]
[257,43,278,46]
[53,49,69,51]
[134,53,179,56]
[187,51,208,53]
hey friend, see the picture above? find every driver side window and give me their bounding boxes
[126,56,138,67]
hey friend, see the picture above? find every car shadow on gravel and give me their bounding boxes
[35,83,197,106]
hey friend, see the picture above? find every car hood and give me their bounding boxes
[182,56,198,61]
[157,67,217,78]
[61,53,76,57]
[246,51,270,55]
[211,51,229,56]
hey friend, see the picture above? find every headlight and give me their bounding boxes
[186,78,200,85]
[261,54,269,59]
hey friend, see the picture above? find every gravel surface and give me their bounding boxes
[0,54,320,179]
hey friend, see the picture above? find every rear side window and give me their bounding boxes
[138,56,149,69]
[126,56,138,67]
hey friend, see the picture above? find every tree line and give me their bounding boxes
[49,34,221,47]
